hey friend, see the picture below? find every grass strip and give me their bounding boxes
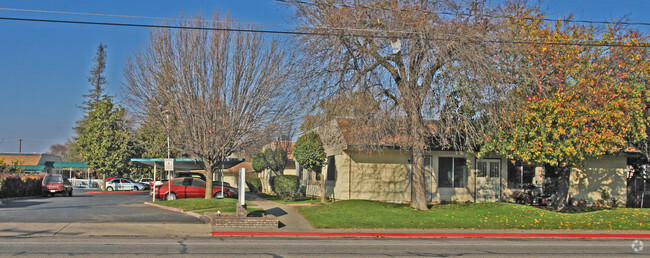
[155,198,255,211]
[295,200,650,230]
[256,193,324,204]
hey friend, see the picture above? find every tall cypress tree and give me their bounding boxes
[74,44,108,139]
[73,44,132,184]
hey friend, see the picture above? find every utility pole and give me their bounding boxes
[19,139,22,153]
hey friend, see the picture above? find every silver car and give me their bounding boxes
[105,178,146,191]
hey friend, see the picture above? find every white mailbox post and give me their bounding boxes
[239,167,245,206]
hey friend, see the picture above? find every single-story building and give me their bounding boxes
[301,119,636,207]
[0,152,63,174]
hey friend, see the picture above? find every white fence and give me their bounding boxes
[70,178,103,188]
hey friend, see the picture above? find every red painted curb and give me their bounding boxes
[211,232,650,239]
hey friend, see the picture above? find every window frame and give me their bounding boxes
[438,157,468,188]
[476,159,501,178]
[507,161,536,189]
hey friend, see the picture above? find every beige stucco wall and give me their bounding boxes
[569,155,627,206]
[305,150,411,202]
[302,147,629,206]
[304,149,504,204]
[345,150,411,202]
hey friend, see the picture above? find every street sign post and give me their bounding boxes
[164,159,174,171]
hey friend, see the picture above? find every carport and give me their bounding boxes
[131,158,245,201]
[131,158,245,175]
[52,161,92,187]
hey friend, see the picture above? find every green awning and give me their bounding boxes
[53,162,89,168]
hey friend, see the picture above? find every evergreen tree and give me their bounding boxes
[73,43,133,184]
[76,97,132,180]
[293,132,327,203]
[82,43,107,112]
[74,44,109,148]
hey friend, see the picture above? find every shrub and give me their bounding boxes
[245,177,262,193]
[272,175,300,202]
[0,174,43,198]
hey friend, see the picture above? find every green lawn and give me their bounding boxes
[295,200,650,230]
[255,193,323,204]
[154,198,262,215]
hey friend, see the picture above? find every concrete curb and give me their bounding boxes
[211,231,650,239]
[144,202,210,223]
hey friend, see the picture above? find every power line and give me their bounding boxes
[582,0,650,9]
[1,6,647,46]
[272,0,650,26]
[0,16,648,48]
[0,7,297,30]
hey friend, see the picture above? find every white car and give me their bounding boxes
[139,178,153,184]
[105,178,147,191]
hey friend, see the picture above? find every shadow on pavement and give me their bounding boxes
[1,201,48,209]
[0,228,82,237]
[264,207,288,217]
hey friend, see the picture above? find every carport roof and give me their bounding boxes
[130,158,244,171]
[53,161,88,168]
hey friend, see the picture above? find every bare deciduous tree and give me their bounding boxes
[124,13,298,199]
[287,0,516,209]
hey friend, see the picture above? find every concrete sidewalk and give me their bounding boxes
[1,221,649,239]
[243,193,315,232]
[0,222,212,238]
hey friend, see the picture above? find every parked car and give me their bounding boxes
[42,174,73,197]
[212,181,238,196]
[139,178,153,190]
[124,178,150,190]
[154,177,237,200]
[139,178,152,184]
[175,172,206,181]
[105,178,147,191]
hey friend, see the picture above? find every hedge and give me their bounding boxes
[271,175,300,202]
[0,174,43,199]
[245,177,262,193]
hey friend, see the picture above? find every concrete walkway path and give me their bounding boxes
[245,193,315,232]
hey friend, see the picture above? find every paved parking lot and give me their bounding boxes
[0,189,202,223]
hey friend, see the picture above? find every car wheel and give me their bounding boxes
[107,186,113,191]
[165,193,177,201]
[133,186,139,191]
[214,192,224,199]
[50,192,55,197]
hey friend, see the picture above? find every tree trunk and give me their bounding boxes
[260,170,269,193]
[204,164,214,199]
[408,109,428,210]
[318,173,327,204]
[550,166,571,211]
[312,170,327,203]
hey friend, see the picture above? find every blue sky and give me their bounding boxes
[0,0,648,153]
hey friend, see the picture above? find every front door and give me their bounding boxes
[476,159,501,202]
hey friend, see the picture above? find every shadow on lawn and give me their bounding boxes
[538,206,612,214]
[426,201,612,214]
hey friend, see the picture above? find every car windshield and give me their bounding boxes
[44,176,62,184]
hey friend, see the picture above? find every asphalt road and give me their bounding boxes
[0,189,202,223]
[0,237,646,257]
